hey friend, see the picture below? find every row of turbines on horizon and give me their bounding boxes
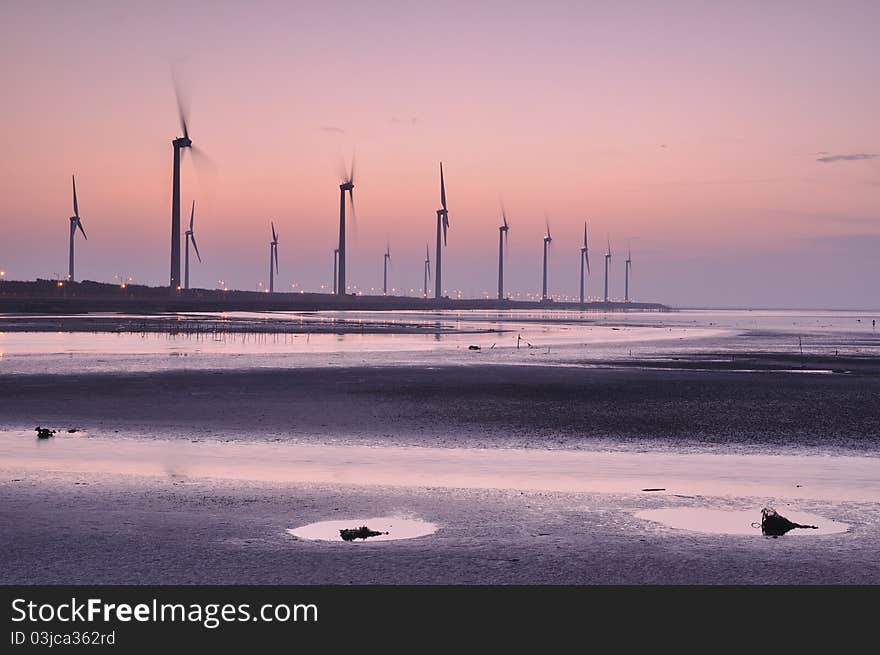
[59,84,637,303]
[62,165,636,302]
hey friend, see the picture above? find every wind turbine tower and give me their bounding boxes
[67,175,87,281]
[337,161,355,295]
[541,221,552,301]
[269,222,279,293]
[383,242,391,295]
[184,201,202,289]
[625,247,632,302]
[497,206,509,300]
[434,162,449,300]
[423,244,431,299]
[604,240,612,302]
[332,249,338,295]
[580,222,590,305]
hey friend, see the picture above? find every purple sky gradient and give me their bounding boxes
[1,1,877,307]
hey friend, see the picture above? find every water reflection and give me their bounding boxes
[287,516,437,542]
[636,507,847,536]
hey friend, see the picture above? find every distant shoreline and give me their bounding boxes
[0,278,669,314]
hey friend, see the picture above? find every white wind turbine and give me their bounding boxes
[67,175,87,281]
[184,201,202,289]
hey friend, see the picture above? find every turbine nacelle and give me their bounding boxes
[173,136,192,149]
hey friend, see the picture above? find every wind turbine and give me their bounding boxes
[184,201,201,290]
[604,239,612,302]
[579,222,590,305]
[332,248,339,295]
[625,246,632,302]
[269,222,279,293]
[67,175,87,281]
[169,78,194,290]
[423,243,431,299]
[383,242,391,295]
[434,162,449,300]
[497,205,509,300]
[337,159,355,295]
[541,220,552,301]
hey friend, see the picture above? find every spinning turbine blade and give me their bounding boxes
[271,221,277,243]
[189,201,195,232]
[76,219,87,240]
[72,175,79,217]
[584,222,590,273]
[191,235,202,262]
[173,68,190,140]
[189,146,217,180]
[440,162,447,211]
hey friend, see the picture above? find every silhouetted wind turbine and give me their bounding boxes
[332,248,339,295]
[184,201,201,290]
[337,159,355,295]
[579,222,590,305]
[604,239,612,302]
[625,246,632,302]
[497,205,509,300]
[434,162,449,300]
[423,243,431,299]
[67,175,87,281]
[541,220,552,301]
[169,78,194,290]
[269,222,279,293]
[383,242,391,295]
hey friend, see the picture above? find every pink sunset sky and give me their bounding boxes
[1,1,877,307]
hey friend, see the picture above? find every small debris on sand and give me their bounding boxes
[756,507,818,537]
[468,345,481,351]
[339,526,389,541]
[35,427,56,439]
[642,488,666,492]
[67,428,80,433]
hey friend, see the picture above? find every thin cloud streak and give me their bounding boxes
[816,153,878,163]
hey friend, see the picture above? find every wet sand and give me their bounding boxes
[2,356,880,583]
[2,363,879,453]
[2,472,878,584]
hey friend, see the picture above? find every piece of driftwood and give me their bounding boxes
[758,507,818,536]
[339,526,389,541]
[35,427,56,439]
